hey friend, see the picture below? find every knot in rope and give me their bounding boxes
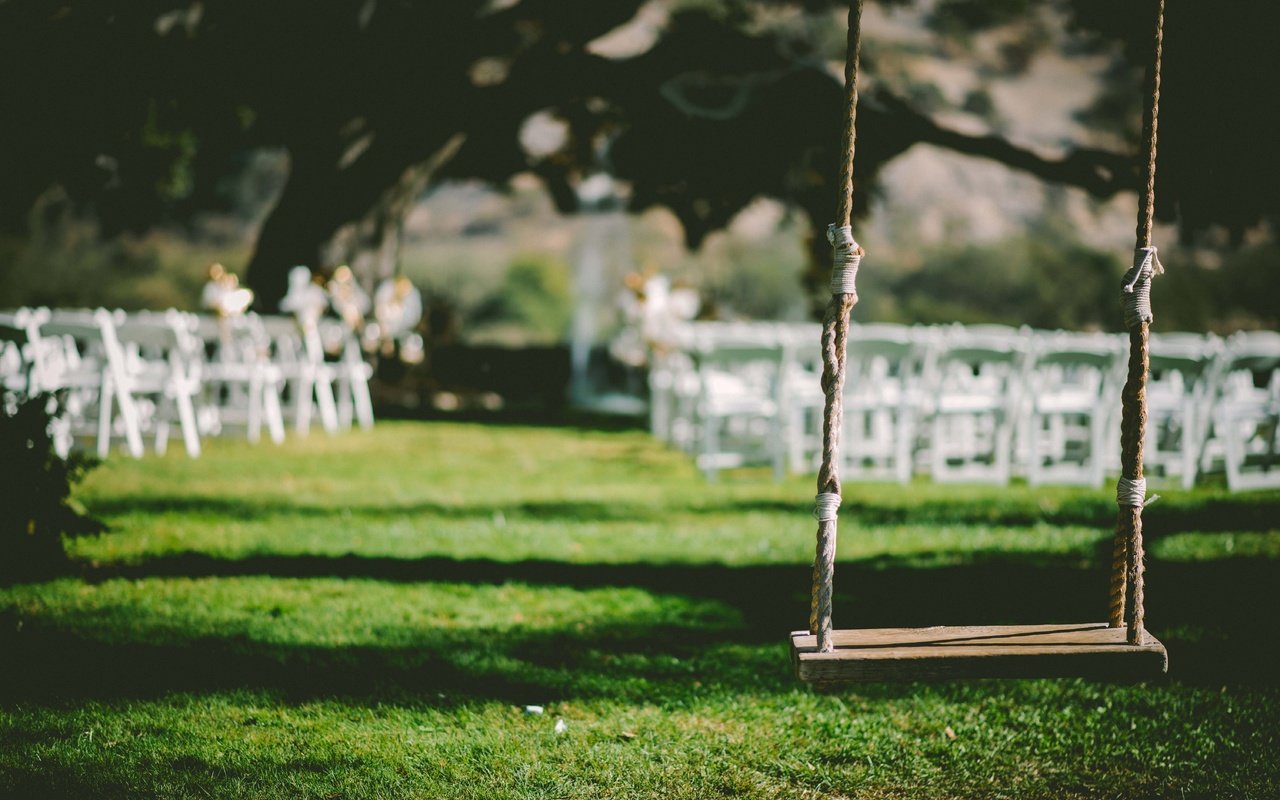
[814,492,842,522]
[826,224,862,296]
[1116,476,1160,509]
[1121,246,1164,329]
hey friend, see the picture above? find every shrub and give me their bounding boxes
[0,393,101,582]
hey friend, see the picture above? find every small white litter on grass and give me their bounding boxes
[554,719,568,735]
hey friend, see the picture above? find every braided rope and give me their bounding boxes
[1108,0,1164,646]
[810,0,864,653]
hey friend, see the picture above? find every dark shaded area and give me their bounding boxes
[2,1,1275,309]
[79,490,1280,537]
[1,543,1277,712]
[0,393,104,584]
[428,344,571,413]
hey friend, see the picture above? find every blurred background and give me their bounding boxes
[1,0,1276,414]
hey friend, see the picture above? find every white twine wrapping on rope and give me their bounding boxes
[1121,245,1164,329]
[1116,476,1160,509]
[827,224,861,296]
[814,492,842,522]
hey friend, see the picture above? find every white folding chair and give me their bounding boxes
[690,326,787,481]
[112,312,205,457]
[0,318,31,410]
[1210,331,1280,492]
[777,322,824,475]
[649,343,698,449]
[197,313,287,444]
[40,309,146,458]
[1146,332,1221,489]
[1023,331,1124,487]
[840,323,923,484]
[320,319,375,431]
[256,315,340,435]
[928,324,1029,485]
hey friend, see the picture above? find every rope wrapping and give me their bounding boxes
[1121,246,1164,329]
[1115,476,1159,509]
[814,492,842,522]
[827,224,862,298]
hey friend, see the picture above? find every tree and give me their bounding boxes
[1,1,1275,310]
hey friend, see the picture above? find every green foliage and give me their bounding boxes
[856,223,1280,333]
[0,203,243,311]
[929,0,1035,37]
[0,394,99,581]
[869,227,1121,329]
[140,99,199,203]
[473,255,573,344]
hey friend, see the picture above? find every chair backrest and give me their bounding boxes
[1217,331,1280,401]
[691,334,786,407]
[930,324,1030,409]
[113,313,207,386]
[255,315,307,363]
[935,323,1027,369]
[114,316,182,355]
[38,310,108,372]
[0,321,29,394]
[844,326,918,393]
[1030,331,1122,370]
[1222,331,1280,374]
[1149,332,1222,389]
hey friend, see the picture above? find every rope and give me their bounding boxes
[1115,477,1160,509]
[814,492,842,522]
[828,225,862,297]
[1121,247,1164,329]
[1109,0,1164,646]
[810,0,864,653]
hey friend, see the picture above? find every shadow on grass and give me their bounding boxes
[83,492,1280,536]
[3,550,1277,710]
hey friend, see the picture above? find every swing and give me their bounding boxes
[789,0,1170,684]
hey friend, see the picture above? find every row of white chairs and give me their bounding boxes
[650,321,1280,492]
[0,308,375,459]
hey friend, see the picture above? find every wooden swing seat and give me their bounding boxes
[790,623,1168,684]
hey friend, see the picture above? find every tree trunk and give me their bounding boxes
[248,133,464,310]
[245,147,351,311]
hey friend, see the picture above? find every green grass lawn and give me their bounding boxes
[2,421,1278,799]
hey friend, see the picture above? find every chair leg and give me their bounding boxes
[295,376,313,435]
[353,371,374,430]
[992,414,1012,486]
[701,413,720,482]
[1027,412,1043,487]
[1180,404,1198,490]
[337,376,354,430]
[894,409,913,485]
[117,391,145,459]
[154,396,170,456]
[265,382,286,444]
[97,384,113,459]
[247,377,263,444]
[177,392,201,457]
[316,376,339,434]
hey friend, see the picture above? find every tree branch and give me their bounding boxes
[876,91,1137,199]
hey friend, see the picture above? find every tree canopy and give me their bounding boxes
[1,0,1275,309]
